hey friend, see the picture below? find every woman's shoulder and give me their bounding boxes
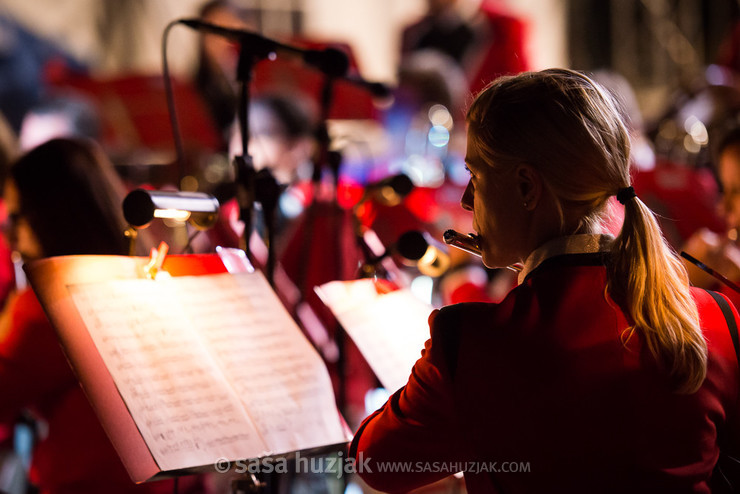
[691,286,738,324]
[690,286,740,367]
[432,299,497,325]
[430,300,512,345]
[436,284,524,325]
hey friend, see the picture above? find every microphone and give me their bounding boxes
[303,47,350,79]
[344,75,393,99]
[396,230,450,277]
[178,18,349,78]
[179,18,279,57]
[364,174,414,206]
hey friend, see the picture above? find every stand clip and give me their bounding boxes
[143,242,170,280]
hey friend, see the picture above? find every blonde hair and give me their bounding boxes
[467,69,706,393]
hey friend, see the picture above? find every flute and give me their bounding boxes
[680,251,740,294]
[443,229,523,273]
[443,229,482,257]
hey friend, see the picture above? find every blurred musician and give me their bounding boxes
[683,126,740,305]
[0,139,200,494]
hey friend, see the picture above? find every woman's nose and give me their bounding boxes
[461,181,474,211]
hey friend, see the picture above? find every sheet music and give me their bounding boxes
[69,271,347,470]
[316,280,433,392]
[69,279,265,471]
[166,273,348,454]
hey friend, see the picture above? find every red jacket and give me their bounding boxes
[351,252,740,493]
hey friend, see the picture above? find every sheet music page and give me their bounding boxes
[68,278,269,472]
[169,273,348,454]
[316,280,433,392]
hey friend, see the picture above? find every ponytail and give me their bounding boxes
[609,193,706,394]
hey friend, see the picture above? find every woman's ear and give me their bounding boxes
[516,164,543,210]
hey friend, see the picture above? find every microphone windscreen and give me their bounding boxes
[388,174,414,197]
[396,231,429,261]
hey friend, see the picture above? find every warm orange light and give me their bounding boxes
[153,209,191,222]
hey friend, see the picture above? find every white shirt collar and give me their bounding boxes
[518,234,615,284]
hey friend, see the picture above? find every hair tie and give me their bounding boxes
[616,186,636,205]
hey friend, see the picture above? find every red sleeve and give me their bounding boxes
[694,288,740,456]
[714,290,740,449]
[0,289,77,422]
[350,309,465,493]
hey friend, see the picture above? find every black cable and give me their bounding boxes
[161,19,187,185]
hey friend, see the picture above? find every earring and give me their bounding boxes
[523,201,528,209]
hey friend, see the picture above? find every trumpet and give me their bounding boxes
[443,229,523,273]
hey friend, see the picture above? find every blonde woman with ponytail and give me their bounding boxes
[350,69,740,493]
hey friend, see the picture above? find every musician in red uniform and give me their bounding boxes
[683,126,740,310]
[351,69,740,492]
[0,139,200,494]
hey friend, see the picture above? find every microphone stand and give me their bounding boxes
[234,45,259,264]
[232,37,280,286]
[232,44,277,494]
[291,46,348,291]
[298,69,344,283]
[254,169,281,286]
[295,73,349,413]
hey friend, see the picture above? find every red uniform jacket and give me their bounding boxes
[351,251,740,493]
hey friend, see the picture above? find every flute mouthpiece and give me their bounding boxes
[442,229,482,257]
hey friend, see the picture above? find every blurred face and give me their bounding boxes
[19,113,73,151]
[461,132,528,269]
[3,180,43,262]
[249,106,312,184]
[426,0,455,15]
[719,145,740,232]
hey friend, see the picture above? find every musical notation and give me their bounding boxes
[68,272,348,471]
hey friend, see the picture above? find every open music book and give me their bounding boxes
[315,279,433,393]
[25,255,350,483]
